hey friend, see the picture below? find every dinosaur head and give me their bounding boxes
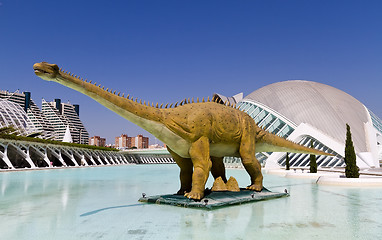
[33,62,60,81]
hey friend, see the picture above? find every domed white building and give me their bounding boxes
[221,80,382,169]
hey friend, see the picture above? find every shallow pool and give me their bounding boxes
[1,165,381,239]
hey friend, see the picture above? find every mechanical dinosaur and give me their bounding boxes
[33,62,331,200]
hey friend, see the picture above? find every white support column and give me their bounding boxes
[83,151,97,165]
[43,152,52,167]
[47,148,68,167]
[60,149,78,167]
[58,152,67,166]
[62,149,79,167]
[82,155,88,166]
[120,155,128,164]
[113,155,121,164]
[88,155,97,165]
[107,155,115,164]
[0,145,15,169]
[70,153,79,166]
[103,156,111,165]
[97,155,104,165]
[25,147,37,169]
[9,143,36,169]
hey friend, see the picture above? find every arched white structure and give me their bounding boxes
[0,100,38,136]
[0,138,131,169]
[236,80,382,169]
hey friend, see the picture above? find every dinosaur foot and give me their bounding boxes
[246,183,263,192]
[176,188,190,195]
[184,191,204,200]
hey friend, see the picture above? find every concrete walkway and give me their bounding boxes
[265,167,382,187]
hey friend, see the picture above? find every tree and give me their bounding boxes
[285,152,290,170]
[344,124,359,178]
[309,140,317,173]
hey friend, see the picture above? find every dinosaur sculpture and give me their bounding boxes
[33,62,331,200]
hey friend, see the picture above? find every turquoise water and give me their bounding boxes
[1,165,382,240]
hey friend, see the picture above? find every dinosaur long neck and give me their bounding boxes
[54,71,163,129]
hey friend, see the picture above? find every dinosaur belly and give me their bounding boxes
[210,143,240,157]
[138,119,192,158]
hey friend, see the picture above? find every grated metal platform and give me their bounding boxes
[138,188,289,210]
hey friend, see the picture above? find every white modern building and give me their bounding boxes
[221,80,382,169]
[0,100,38,136]
[0,90,55,139]
[0,90,89,144]
[42,99,89,144]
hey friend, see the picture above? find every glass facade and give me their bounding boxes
[238,101,296,138]
[224,100,342,168]
[368,109,382,136]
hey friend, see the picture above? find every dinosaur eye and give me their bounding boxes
[52,64,59,71]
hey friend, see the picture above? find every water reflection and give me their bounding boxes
[0,169,98,239]
[1,166,382,240]
[176,201,265,239]
[347,189,360,239]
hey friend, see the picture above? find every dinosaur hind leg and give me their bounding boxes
[211,156,227,183]
[167,147,193,195]
[239,132,263,191]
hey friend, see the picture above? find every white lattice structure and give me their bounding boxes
[0,100,38,136]
[0,138,131,169]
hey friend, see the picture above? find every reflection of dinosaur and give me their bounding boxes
[34,62,331,200]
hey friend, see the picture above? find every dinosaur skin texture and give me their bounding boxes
[34,62,332,200]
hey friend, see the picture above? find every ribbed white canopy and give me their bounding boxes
[244,80,369,152]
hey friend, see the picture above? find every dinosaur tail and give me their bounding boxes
[255,130,332,156]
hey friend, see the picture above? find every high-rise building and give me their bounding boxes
[0,90,26,108]
[89,136,106,147]
[131,134,149,149]
[115,134,131,149]
[27,100,55,139]
[42,99,89,144]
[115,134,149,149]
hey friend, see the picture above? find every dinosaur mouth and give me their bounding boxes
[33,67,56,79]
[33,66,54,76]
[34,69,48,74]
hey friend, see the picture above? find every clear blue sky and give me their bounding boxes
[1,0,381,144]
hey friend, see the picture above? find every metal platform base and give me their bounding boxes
[138,188,289,210]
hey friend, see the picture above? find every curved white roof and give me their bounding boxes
[0,100,37,136]
[244,80,369,152]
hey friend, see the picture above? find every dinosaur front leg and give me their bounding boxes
[211,156,227,183]
[185,136,212,200]
[239,133,263,191]
[167,147,193,195]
